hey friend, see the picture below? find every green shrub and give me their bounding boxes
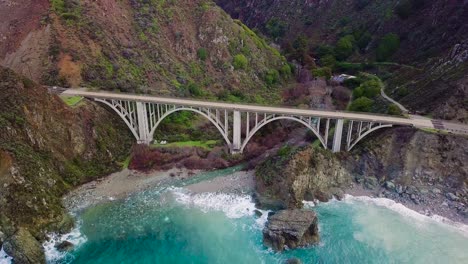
[320,54,336,68]
[233,54,248,70]
[316,45,335,57]
[277,145,293,157]
[197,48,208,61]
[335,35,355,60]
[356,31,372,50]
[311,67,332,79]
[349,97,374,112]
[387,104,402,116]
[376,33,400,61]
[353,79,382,99]
[51,0,65,13]
[187,82,204,97]
[397,87,409,97]
[280,64,292,77]
[265,69,280,86]
[265,18,287,39]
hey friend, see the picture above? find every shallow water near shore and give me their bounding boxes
[38,168,468,263]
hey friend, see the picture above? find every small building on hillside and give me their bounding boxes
[331,74,357,84]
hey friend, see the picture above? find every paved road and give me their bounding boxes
[62,89,437,129]
[380,87,409,113]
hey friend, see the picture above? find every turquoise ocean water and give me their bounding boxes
[2,168,467,264]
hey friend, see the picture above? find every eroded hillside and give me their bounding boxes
[1,0,291,103]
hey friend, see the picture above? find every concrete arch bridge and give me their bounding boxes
[62,89,435,154]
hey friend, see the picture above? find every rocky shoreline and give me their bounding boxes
[346,180,467,225]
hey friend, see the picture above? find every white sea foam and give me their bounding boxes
[43,223,87,263]
[0,248,12,264]
[343,194,468,237]
[170,187,270,228]
[171,187,257,218]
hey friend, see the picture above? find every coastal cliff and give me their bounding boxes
[255,128,467,221]
[0,67,132,263]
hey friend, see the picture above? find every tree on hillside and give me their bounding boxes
[265,18,287,40]
[335,35,355,60]
[353,79,382,99]
[349,97,374,112]
[376,33,400,61]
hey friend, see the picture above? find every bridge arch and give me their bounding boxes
[347,123,392,151]
[148,107,232,147]
[95,98,140,140]
[240,115,327,153]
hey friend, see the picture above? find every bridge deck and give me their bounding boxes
[62,89,434,128]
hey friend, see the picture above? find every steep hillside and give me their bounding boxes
[216,0,468,121]
[0,67,132,263]
[1,0,291,103]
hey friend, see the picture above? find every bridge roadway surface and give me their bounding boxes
[62,89,468,135]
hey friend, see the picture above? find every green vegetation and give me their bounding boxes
[277,144,293,157]
[387,104,403,116]
[119,156,131,169]
[335,35,355,60]
[312,67,332,79]
[280,64,292,77]
[153,140,219,150]
[265,69,280,86]
[348,97,374,112]
[197,48,208,61]
[51,0,82,23]
[265,18,287,40]
[233,54,248,70]
[320,54,336,68]
[60,95,83,107]
[376,33,400,61]
[352,79,382,99]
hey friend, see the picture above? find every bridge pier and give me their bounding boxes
[332,119,344,153]
[136,102,152,145]
[231,110,242,154]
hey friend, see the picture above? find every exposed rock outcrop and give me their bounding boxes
[55,240,74,252]
[255,127,467,222]
[263,209,319,252]
[3,228,45,264]
[255,147,351,209]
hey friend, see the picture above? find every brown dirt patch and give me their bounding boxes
[58,54,82,87]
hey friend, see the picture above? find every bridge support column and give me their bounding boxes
[136,102,151,145]
[332,119,344,153]
[232,110,242,154]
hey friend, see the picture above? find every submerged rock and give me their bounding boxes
[263,209,319,252]
[285,258,302,264]
[3,228,45,264]
[55,240,74,252]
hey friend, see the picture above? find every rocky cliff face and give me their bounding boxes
[0,67,132,263]
[0,0,290,103]
[255,147,350,208]
[255,128,467,220]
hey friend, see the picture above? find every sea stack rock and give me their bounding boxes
[263,209,319,251]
